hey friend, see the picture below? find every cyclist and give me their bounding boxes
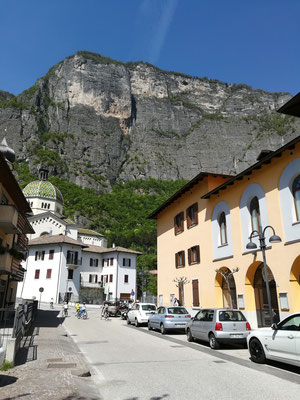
[63,301,68,317]
[80,302,87,318]
[76,301,80,318]
[103,302,109,320]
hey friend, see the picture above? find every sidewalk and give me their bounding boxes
[0,308,101,400]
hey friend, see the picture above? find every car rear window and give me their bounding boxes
[167,307,188,314]
[218,310,246,322]
[142,305,156,311]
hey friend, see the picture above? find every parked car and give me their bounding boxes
[127,303,156,327]
[247,312,300,366]
[148,306,191,334]
[104,301,124,317]
[185,308,251,349]
[0,334,4,368]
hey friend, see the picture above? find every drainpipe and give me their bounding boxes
[115,251,120,302]
[56,244,63,304]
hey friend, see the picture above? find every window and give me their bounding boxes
[67,251,78,265]
[49,250,54,260]
[110,258,114,266]
[292,175,300,221]
[67,269,73,280]
[109,274,113,282]
[35,251,45,261]
[46,269,52,279]
[188,245,200,265]
[124,274,129,283]
[186,203,198,228]
[175,251,185,268]
[174,212,184,235]
[218,212,227,245]
[250,197,261,232]
[34,269,40,279]
[90,258,98,267]
[89,274,98,283]
[123,258,131,267]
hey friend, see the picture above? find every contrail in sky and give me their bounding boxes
[138,0,179,65]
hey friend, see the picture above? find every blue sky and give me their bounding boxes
[0,0,299,95]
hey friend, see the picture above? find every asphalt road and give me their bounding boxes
[63,309,300,400]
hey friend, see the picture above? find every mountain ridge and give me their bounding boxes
[0,51,298,191]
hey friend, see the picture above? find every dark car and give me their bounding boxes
[104,300,128,317]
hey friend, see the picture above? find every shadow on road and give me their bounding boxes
[0,374,18,388]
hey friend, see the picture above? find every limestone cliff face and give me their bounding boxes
[0,51,298,190]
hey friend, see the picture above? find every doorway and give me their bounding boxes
[254,263,279,327]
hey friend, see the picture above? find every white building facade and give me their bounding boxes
[17,170,140,303]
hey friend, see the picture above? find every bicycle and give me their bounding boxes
[78,309,88,319]
[102,310,109,320]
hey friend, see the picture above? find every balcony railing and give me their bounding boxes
[80,281,104,289]
[0,205,19,234]
[66,257,82,269]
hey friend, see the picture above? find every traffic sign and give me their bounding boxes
[131,290,135,296]
[68,287,72,292]
[39,287,44,293]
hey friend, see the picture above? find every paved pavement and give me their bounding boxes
[1,306,300,400]
[0,307,101,400]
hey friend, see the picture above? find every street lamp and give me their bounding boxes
[246,225,281,326]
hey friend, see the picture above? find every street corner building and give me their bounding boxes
[16,168,141,305]
[149,95,300,329]
[0,136,34,310]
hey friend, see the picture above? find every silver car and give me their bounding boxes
[148,306,191,334]
[185,308,251,349]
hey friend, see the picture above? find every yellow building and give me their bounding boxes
[150,135,300,328]
[0,140,34,310]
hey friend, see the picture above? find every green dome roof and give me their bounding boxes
[23,180,64,203]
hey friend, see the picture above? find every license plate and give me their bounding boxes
[175,323,185,326]
[230,334,243,338]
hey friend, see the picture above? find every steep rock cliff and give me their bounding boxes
[0,51,298,190]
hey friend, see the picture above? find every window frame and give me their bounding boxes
[218,211,228,246]
[188,245,200,265]
[175,250,185,268]
[174,212,184,235]
[186,203,198,229]
[34,269,40,279]
[46,269,52,279]
[292,175,300,221]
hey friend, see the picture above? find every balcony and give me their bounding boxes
[66,257,82,270]
[80,281,104,289]
[0,205,19,234]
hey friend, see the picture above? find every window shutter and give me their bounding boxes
[110,258,113,266]
[129,259,131,267]
[174,216,178,234]
[49,250,54,260]
[186,208,191,228]
[196,245,200,263]
[101,275,103,282]
[175,253,178,268]
[180,213,184,232]
[89,274,92,283]
[42,251,45,261]
[188,248,191,265]
[96,259,99,267]
[182,251,185,267]
[194,203,198,225]
[90,258,93,267]
[95,275,98,283]
[35,251,38,261]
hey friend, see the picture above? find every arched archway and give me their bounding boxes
[290,255,300,311]
[215,267,237,309]
[253,264,279,327]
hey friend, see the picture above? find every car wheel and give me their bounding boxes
[148,322,152,331]
[160,323,166,335]
[209,333,220,350]
[135,318,140,327]
[127,317,131,325]
[249,338,266,364]
[187,329,194,342]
